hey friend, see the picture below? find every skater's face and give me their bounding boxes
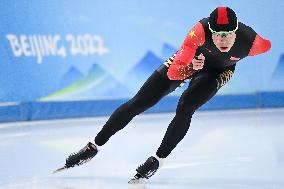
[212,32,236,52]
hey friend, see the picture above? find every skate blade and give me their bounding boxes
[52,166,67,174]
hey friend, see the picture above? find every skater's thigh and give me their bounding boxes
[132,71,170,101]
[184,66,235,103]
[130,71,183,107]
[177,72,219,112]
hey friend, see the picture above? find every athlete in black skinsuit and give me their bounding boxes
[57,7,271,182]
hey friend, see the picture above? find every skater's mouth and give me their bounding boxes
[220,47,229,50]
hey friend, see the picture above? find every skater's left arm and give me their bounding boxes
[167,22,205,80]
[248,34,271,56]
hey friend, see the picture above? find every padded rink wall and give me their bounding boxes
[1,91,284,122]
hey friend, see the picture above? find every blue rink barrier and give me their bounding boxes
[0,91,284,122]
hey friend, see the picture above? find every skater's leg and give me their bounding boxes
[156,67,235,158]
[129,67,235,181]
[95,71,182,146]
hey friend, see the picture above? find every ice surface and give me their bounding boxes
[0,108,284,189]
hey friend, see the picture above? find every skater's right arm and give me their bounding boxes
[167,22,205,80]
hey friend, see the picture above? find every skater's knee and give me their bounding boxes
[127,97,140,109]
[122,96,146,115]
[176,100,196,116]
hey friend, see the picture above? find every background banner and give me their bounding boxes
[0,0,283,102]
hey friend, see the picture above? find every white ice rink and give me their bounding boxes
[0,108,284,189]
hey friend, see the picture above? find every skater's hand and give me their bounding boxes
[192,53,205,70]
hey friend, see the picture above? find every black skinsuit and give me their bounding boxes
[95,17,262,158]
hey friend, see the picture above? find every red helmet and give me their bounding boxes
[209,7,238,32]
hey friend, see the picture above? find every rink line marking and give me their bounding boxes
[0,132,30,140]
[0,116,109,129]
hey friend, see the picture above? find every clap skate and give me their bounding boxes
[128,156,159,184]
[53,142,98,173]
